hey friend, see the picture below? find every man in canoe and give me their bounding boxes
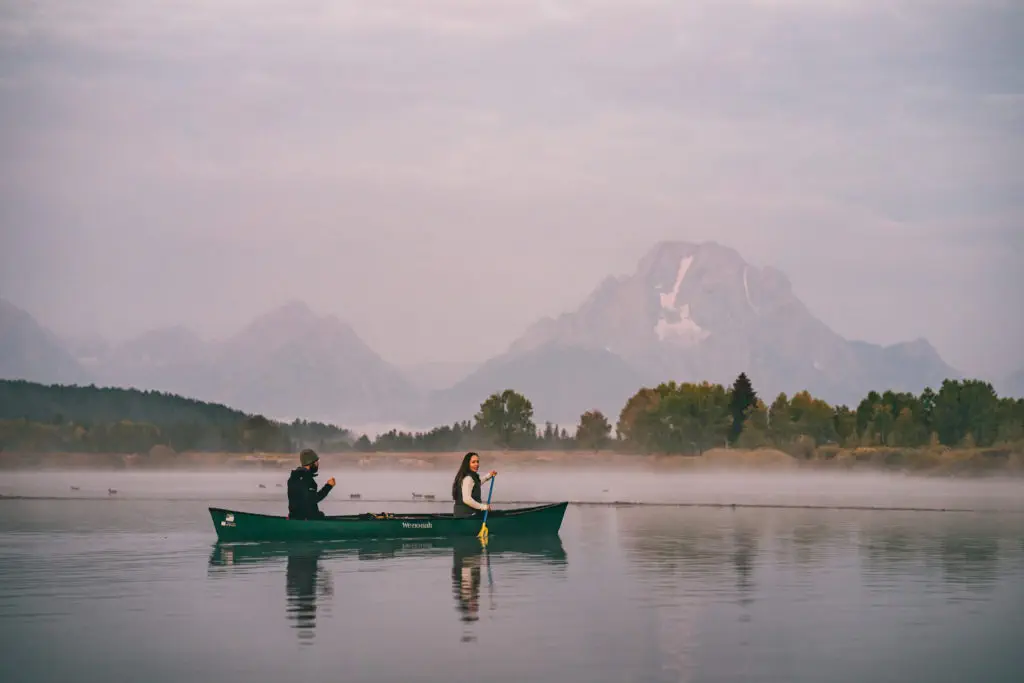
[451,451,497,518]
[288,448,336,520]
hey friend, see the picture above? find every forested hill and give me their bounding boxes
[0,379,247,427]
[0,379,356,453]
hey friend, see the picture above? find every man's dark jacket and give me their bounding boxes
[287,466,333,520]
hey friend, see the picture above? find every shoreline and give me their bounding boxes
[2,445,1022,477]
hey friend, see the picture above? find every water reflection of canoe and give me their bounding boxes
[207,534,567,644]
[207,534,568,568]
[209,502,567,543]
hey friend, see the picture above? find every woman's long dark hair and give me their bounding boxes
[451,451,481,501]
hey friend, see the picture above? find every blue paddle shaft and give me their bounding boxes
[481,475,495,525]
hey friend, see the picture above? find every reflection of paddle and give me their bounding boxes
[486,539,495,611]
[477,474,496,544]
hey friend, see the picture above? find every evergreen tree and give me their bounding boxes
[727,372,758,444]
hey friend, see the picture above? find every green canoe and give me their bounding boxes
[209,501,568,543]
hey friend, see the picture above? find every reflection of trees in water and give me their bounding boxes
[772,520,847,569]
[625,525,737,580]
[619,505,1023,647]
[617,507,1018,595]
[621,508,861,580]
[858,516,1020,594]
[619,508,769,610]
[861,529,920,568]
[732,528,757,607]
[285,548,333,645]
[935,536,1001,589]
[860,523,934,592]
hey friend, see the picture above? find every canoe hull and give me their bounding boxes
[209,502,568,543]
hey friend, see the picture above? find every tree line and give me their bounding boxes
[360,375,1023,455]
[1,375,1021,456]
[612,374,1023,455]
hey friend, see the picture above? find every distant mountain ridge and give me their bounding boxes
[0,298,418,425]
[207,301,416,421]
[0,240,969,429]
[420,241,961,424]
[0,298,94,386]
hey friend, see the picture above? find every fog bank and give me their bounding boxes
[3,469,1023,513]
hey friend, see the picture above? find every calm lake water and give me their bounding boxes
[1,470,1022,683]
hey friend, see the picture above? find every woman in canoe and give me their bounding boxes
[451,451,497,518]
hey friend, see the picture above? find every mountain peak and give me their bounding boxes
[508,240,788,358]
[636,240,745,273]
[230,300,363,344]
[890,337,941,358]
[222,300,364,354]
[496,239,956,412]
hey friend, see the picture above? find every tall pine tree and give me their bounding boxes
[728,372,758,444]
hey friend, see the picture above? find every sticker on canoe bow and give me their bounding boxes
[221,513,236,527]
[401,521,432,529]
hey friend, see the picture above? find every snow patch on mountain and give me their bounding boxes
[658,255,693,311]
[653,255,711,346]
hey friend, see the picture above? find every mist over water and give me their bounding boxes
[2,468,1024,512]
[1,471,1022,682]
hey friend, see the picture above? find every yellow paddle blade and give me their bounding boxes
[477,522,488,539]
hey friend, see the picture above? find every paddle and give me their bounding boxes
[477,473,496,543]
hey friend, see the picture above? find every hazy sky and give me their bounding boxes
[1,0,1022,379]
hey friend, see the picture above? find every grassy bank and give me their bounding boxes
[2,443,1023,476]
